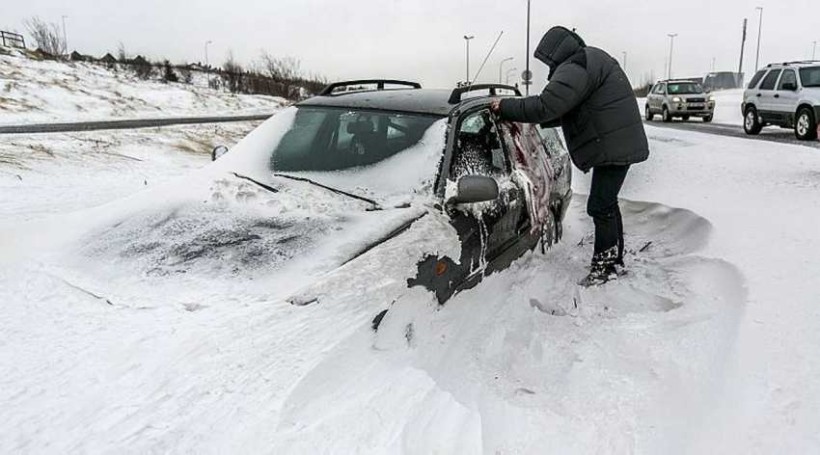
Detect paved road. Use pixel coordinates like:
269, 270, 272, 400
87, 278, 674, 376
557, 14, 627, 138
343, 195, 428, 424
0, 113, 274, 135
644, 119, 820, 149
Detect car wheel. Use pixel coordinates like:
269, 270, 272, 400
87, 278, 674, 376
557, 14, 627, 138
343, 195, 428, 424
662, 106, 672, 123
743, 106, 762, 135
795, 107, 818, 140
703, 114, 713, 123
645, 105, 654, 121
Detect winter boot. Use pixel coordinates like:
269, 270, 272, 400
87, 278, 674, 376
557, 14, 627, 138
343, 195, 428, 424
578, 246, 619, 287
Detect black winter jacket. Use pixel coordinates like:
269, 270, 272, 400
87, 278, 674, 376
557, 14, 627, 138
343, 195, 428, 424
498, 27, 649, 172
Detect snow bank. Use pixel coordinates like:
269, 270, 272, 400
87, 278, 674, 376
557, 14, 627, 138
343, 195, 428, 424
0, 53, 285, 125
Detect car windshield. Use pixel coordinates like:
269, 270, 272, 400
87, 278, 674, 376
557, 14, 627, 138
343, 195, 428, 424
799, 67, 820, 88
270, 106, 446, 205
667, 82, 704, 94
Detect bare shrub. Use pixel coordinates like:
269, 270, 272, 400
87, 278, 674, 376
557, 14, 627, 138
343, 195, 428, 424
222, 53, 245, 93
24, 16, 66, 56
117, 42, 129, 62
179, 66, 193, 84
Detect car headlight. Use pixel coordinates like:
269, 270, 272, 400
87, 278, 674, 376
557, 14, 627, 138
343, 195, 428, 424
709, 95, 716, 102
672, 96, 682, 103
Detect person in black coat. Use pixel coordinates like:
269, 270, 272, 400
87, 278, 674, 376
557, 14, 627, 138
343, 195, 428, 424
492, 26, 649, 286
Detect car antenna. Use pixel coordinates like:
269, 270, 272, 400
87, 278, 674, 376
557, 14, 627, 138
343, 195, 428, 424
468, 31, 504, 88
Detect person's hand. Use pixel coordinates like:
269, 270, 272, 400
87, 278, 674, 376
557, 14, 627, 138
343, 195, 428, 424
490, 99, 502, 113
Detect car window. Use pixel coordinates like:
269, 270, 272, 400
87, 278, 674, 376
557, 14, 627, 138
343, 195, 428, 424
667, 82, 704, 94
799, 67, 820, 88
653, 84, 665, 94
451, 109, 507, 180
778, 70, 797, 90
747, 70, 767, 89
269, 106, 445, 204
759, 69, 782, 90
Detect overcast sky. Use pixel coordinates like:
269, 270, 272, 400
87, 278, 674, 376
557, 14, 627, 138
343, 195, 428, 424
4, 0, 818, 91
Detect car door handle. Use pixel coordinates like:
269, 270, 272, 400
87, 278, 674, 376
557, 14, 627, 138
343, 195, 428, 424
756, 93, 762, 97
774, 94, 780, 98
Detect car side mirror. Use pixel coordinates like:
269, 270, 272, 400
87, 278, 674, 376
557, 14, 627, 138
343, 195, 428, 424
211, 145, 229, 161
782, 82, 797, 91
449, 175, 499, 205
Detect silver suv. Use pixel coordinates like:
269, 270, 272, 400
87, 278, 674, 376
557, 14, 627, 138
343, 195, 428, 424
645, 79, 715, 123
742, 61, 820, 140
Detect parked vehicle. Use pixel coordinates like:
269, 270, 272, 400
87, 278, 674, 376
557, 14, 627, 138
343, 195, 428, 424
191, 79, 572, 303
703, 71, 744, 92
645, 79, 715, 123
742, 61, 820, 140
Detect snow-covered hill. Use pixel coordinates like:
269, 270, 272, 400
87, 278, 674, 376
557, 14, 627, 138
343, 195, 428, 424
0, 49, 285, 125
1, 121, 819, 453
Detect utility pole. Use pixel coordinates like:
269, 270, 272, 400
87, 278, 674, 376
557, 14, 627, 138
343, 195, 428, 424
499, 57, 513, 83
712, 57, 716, 71
754, 6, 763, 70
525, 0, 531, 95
813, 41, 817, 60
738, 18, 748, 85
61, 15, 68, 54
667, 33, 678, 79
463, 35, 474, 84
204, 40, 212, 68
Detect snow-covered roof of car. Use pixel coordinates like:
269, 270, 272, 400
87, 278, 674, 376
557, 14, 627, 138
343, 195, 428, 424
297, 88, 456, 116
765, 60, 820, 68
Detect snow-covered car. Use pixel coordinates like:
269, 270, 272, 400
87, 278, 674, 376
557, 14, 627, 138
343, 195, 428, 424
742, 61, 820, 140
64, 80, 571, 306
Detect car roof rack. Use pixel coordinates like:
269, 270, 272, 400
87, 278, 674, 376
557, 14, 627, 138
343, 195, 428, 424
448, 84, 521, 104
319, 79, 422, 96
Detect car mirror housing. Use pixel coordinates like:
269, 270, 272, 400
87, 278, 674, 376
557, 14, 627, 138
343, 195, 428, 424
211, 145, 229, 161
450, 175, 499, 204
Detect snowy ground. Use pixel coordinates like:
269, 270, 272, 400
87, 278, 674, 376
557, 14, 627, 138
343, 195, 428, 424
0, 50, 284, 125
1, 121, 819, 453
0, 122, 259, 222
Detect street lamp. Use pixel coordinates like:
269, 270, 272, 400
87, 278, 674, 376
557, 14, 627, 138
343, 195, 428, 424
525, 0, 531, 95
463, 35, 475, 84
667, 33, 678, 79
204, 40, 213, 68
505, 67, 518, 84
499, 57, 514, 83
754, 6, 763, 70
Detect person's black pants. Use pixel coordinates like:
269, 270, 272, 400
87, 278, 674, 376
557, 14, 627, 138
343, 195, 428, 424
587, 165, 630, 263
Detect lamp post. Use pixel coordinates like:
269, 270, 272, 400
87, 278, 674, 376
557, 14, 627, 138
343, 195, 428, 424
463, 35, 475, 84
499, 57, 514, 83
204, 40, 212, 68
813, 40, 817, 60
505, 67, 518, 85
667, 33, 678, 79
754, 6, 763, 70
525, 0, 531, 95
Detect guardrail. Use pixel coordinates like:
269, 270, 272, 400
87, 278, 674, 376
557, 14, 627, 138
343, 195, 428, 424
0, 31, 26, 49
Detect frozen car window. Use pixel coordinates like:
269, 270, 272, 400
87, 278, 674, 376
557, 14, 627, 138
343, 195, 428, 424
799, 67, 820, 88
271, 106, 447, 204
451, 109, 508, 180
666, 83, 703, 95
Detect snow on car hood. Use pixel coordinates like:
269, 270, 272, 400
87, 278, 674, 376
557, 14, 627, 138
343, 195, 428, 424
0, 107, 444, 302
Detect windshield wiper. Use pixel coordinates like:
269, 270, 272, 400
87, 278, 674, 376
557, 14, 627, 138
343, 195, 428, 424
274, 173, 381, 210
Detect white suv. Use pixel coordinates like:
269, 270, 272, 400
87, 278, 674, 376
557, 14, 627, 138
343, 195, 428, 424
742, 61, 820, 140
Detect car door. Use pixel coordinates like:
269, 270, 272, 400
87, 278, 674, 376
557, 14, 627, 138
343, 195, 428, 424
756, 69, 782, 122
445, 107, 530, 275
775, 69, 799, 125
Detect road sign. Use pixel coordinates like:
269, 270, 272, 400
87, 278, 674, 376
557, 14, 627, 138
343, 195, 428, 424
522, 69, 533, 81
521, 80, 533, 85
